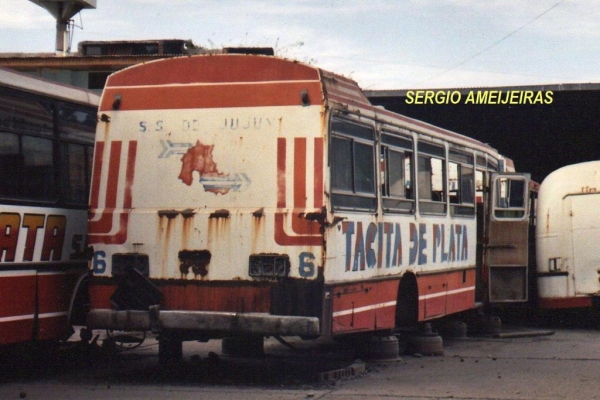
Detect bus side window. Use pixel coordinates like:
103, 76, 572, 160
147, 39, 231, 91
330, 117, 376, 211
0, 132, 22, 197
475, 170, 485, 203
417, 140, 446, 214
380, 132, 414, 213
22, 136, 55, 201
448, 149, 475, 216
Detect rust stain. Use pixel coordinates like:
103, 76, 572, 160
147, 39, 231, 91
102, 118, 110, 142
181, 209, 195, 249
251, 208, 265, 250
165, 217, 174, 249
208, 209, 231, 246
157, 212, 176, 278
158, 210, 179, 218
182, 216, 191, 249
209, 209, 230, 218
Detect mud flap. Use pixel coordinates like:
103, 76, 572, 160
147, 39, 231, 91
110, 268, 162, 310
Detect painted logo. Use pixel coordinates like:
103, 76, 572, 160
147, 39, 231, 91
177, 140, 250, 194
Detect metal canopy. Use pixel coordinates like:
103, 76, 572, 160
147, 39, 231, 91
29, 0, 96, 22
29, 0, 97, 55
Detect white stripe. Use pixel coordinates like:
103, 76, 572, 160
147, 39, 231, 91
419, 286, 475, 301
0, 271, 66, 277
39, 311, 68, 319
332, 300, 397, 318
0, 270, 36, 278
37, 271, 66, 277
0, 311, 68, 324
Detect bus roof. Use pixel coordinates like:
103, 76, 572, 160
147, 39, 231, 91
100, 54, 500, 157
0, 66, 100, 107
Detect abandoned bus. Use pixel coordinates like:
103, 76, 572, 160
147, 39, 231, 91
0, 67, 98, 346
85, 55, 530, 357
536, 160, 600, 309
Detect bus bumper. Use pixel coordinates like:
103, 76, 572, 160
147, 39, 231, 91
86, 308, 320, 337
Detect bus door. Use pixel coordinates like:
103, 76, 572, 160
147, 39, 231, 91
567, 192, 600, 296
475, 169, 489, 303
485, 173, 530, 303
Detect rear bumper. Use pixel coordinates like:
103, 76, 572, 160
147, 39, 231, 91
87, 308, 320, 337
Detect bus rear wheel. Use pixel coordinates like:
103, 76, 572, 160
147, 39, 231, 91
395, 274, 419, 330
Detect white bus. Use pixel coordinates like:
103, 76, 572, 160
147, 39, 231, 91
536, 160, 600, 309
85, 54, 530, 359
0, 67, 98, 346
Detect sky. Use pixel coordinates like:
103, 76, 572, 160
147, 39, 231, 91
1, 0, 599, 90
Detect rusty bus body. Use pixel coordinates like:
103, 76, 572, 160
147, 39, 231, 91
536, 160, 600, 309
85, 55, 530, 353
0, 67, 98, 346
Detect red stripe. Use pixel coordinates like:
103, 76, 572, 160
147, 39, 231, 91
37, 315, 69, 341
290, 137, 322, 236
274, 213, 323, 246
294, 138, 307, 208
100, 82, 323, 111
276, 138, 286, 208
330, 280, 399, 334
94, 214, 130, 245
105, 141, 122, 208
417, 269, 476, 321
89, 281, 271, 313
537, 296, 594, 309
89, 284, 114, 309
290, 214, 322, 242
0, 272, 75, 345
0, 320, 34, 345
313, 138, 324, 208
274, 137, 323, 246
37, 272, 75, 315
124, 141, 137, 208
89, 141, 137, 244
89, 141, 122, 235
0, 274, 35, 318
106, 55, 320, 87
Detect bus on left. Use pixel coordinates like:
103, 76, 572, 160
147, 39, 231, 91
0, 67, 98, 346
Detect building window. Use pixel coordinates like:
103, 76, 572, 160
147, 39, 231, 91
83, 45, 104, 56
88, 72, 112, 90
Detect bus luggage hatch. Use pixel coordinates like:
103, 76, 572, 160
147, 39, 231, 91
486, 173, 530, 303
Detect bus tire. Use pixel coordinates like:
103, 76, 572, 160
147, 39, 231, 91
395, 274, 419, 329
158, 335, 183, 366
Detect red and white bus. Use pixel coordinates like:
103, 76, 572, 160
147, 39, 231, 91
85, 55, 530, 357
0, 68, 98, 346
